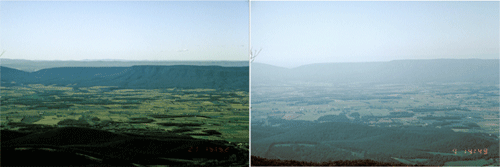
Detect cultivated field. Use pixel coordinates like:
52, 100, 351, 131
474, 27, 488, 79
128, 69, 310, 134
1, 84, 249, 145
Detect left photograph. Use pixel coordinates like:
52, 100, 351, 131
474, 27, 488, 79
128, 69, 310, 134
0, 1, 249, 166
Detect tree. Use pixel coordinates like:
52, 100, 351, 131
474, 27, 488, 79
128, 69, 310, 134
350, 112, 361, 119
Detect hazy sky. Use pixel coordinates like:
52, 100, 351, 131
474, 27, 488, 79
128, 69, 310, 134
251, 1, 499, 68
1, 1, 248, 61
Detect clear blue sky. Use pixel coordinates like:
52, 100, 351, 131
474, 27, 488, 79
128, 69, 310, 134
1, 1, 248, 61
251, 1, 499, 68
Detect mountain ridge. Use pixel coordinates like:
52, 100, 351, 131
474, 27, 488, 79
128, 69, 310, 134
1, 65, 249, 91
0, 58, 248, 72
252, 59, 499, 85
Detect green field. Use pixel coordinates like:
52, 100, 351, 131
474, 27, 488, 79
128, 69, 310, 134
1, 84, 249, 144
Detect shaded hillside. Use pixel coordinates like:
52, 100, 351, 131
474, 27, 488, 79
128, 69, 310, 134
1, 65, 248, 91
252, 59, 499, 85
2, 126, 248, 166
0, 66, 32, 86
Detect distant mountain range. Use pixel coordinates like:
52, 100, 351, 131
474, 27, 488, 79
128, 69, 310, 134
252, 59, 499, 85
1, 65, 248, 91
0, 58, 248, 72
1, 59, 498, 91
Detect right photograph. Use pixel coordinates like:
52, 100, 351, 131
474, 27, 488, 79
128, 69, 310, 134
250, 1, 499, 166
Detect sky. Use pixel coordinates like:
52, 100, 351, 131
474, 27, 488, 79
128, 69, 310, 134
1, 1, 248, 61
251, 1, 499, 68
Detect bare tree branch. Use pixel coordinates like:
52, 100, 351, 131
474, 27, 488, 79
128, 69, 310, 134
0, 50, 5, 57
250, 48, 262, 63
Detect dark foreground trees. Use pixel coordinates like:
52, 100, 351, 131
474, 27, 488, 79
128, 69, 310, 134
251, 155, 408, 166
